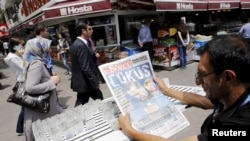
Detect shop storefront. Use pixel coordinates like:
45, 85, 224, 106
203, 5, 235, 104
152, 0, 208, 70
4, 0, 250, 69
33, 0, 160, 64
241, 0, 250, 9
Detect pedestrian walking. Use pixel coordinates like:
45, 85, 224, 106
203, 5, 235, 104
3, 37, 9, 55
70, 22, 103, 107
57, 32, 72, 75
4, 37, 26, 136
23, 27, 63, 141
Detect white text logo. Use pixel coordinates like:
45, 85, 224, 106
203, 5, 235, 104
60, 5, 93, 15
177, 3, 194, 10
220, 3, 231, 9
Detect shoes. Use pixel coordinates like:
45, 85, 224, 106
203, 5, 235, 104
180, 66, 186, 70
16, 133, 24, 136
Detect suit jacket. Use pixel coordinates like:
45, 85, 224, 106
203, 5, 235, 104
70, 38, 99, 93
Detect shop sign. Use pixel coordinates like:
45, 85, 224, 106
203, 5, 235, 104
44, 0, 111, 19
241, 0, 250, 9
0, 23, 8, 37
176, 3, 194, 10
220, 3, 231, 9
155, 1, 207, 11
207, 0, 239, 10
241, 3, 250, 9
61, 5, 93, 16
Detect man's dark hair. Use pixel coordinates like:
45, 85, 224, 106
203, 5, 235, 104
35, 24, 46, 35
143, 19, 151, 25
60, 32, 66, 38
75, 22, 88, 36
25, 25, 34, 35
197, 34, 250, 83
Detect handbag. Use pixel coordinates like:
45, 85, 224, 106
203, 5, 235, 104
6, 61, 51, 113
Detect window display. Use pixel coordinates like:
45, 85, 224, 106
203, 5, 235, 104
119, 15, 158, 44
84, 15, 118, 47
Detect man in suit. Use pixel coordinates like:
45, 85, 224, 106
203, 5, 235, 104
70, 22, 103, 107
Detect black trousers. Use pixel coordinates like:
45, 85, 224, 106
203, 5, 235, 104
75, 88, 103, 107
142, 42, 154, 61
244, 38, 250, 48
16, 107, 24, 133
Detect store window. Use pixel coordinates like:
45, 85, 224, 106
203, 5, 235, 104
47, 26, 58, 46
83, 15, 117, 48
119, 15, 158, 44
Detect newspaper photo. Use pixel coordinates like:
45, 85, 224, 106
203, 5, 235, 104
99, 51, 190, 138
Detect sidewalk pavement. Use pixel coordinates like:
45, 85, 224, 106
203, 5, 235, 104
0, 54, 211, 141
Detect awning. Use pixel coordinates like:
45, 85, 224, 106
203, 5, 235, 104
9, 13, 44, 34
130, 0, 154, 5
155, 0, 208, 11
241, 0, 250, 9
43, 0, 112, 20
207, 0, 240, 10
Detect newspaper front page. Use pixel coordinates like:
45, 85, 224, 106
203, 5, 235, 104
99, 51, 190, 138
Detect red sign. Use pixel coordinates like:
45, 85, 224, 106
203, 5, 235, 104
43, 0, 111, 19
155, 0, 208, 11
207, 0, 240, 10
0, 23, 8, 37
21, 0, 50, 17
241, 0, 250, 9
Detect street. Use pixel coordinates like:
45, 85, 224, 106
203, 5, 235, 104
0, 54, 211, 141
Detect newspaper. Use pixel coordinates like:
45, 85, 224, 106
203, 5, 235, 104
99, 51, 190, 138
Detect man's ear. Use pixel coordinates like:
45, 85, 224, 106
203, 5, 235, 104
224, 70, 236, 81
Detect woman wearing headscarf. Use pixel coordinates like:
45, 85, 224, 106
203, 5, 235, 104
23, 26, 63, 141
4, 37, 26, 136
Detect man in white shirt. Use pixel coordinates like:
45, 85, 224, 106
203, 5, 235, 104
138, 20, 154, 61
239, 17, 250, 46
3, 40, 9, 55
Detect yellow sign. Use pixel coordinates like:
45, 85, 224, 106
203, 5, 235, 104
169, 28, 177, 36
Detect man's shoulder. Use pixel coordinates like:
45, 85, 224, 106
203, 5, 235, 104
71, 39, 86, 50
223, 102, 250, 125
72, 39, 83, 46
242, 23, 250, 28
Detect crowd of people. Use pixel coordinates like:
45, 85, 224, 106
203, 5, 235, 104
1, 18, 250, 141
2, 22, 104, 141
